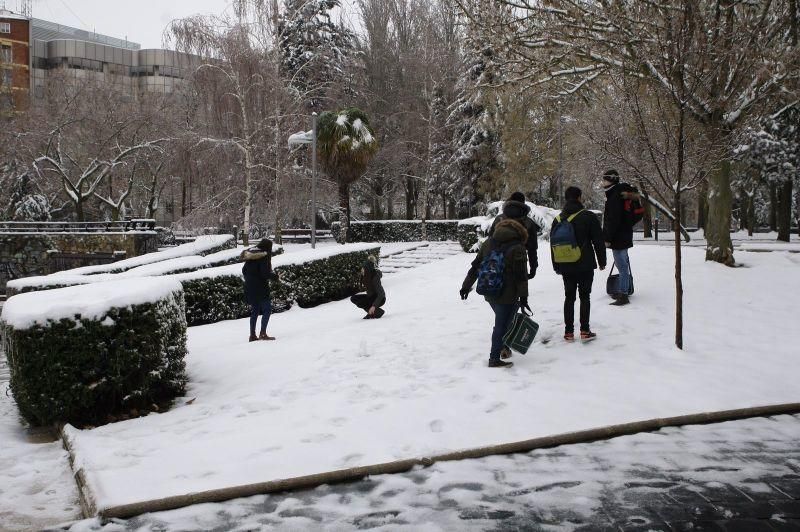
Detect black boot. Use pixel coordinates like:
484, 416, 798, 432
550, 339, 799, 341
610, 295, 630, 306
488, 359, 514, 368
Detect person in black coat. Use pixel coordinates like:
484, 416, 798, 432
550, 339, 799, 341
350, 257, 386, 319
551, 186, 607, 341
601, 169, 638, 306
242, 238, 279, 342
488, 192, 539, 279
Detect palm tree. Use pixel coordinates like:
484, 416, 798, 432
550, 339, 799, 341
317, 108, 379, 243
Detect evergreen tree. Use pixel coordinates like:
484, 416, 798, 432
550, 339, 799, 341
278, 0, 356, 109
447, 33, 505, 217
738, 105, 799, 241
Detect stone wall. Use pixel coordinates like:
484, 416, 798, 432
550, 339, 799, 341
1, 231, 159, 294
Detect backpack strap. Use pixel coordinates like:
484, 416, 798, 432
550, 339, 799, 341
566, 209, 585, 223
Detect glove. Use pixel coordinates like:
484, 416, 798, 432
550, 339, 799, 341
527, 267, 537, 280
459, 287, 470, 300
519, 296, 532, 313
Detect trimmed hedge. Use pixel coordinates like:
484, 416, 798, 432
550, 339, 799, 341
456, 221, 483, 253
175, 246, 381, 326
1, 285, 188, 427
331, 220, 458, 243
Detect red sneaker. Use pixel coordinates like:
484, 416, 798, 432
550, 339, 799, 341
580, 331, 597, 342
564, 332, 575, 342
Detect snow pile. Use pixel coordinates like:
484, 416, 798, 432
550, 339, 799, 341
61, 245, 800, 512
1, 278, 183, 330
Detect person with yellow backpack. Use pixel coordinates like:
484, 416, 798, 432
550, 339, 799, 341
550, 187, 607, 342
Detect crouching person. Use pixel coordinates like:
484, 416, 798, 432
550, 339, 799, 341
460, 219, 530, 368
351, 257, 386, 319
242, 238, 279, 342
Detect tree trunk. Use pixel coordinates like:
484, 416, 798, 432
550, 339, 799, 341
777, 179, 792, 242
696, 182, 707, 229
338, 181, 350, 244
387, 193, 394, 219
746, 189, 755, 237
705, 159, 735, 266
76, 200, 85, 222
642, 201, 653, 238
675, 193, 683, 350
769, 183, 778, 232
405, 176, 415, 220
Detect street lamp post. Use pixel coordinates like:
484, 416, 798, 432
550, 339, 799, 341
288, 112, 319, 249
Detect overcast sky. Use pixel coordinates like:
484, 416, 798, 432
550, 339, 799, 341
25, 0, 359, 49
28, 0, 229, 48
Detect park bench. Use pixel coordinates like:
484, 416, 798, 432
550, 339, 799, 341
275, 229, 334, 244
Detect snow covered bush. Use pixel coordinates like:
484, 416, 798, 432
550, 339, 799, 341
173, 244, 380, 326
0, 279, 188, 427
330, 220, 458, 243
456, 201, 559, 252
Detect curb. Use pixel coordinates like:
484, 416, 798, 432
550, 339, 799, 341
62, 402, 800, 520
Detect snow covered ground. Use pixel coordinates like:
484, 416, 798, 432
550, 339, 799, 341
61, 414, 800, 531
0, 344, 80, 531
61, 243, 800, 515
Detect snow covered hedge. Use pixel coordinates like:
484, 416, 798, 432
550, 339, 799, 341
6, 241, 283, 296
456, 201, 561, 252
173, 244, 381, 326
331, 220, 458, 243
0, 279, 188, 427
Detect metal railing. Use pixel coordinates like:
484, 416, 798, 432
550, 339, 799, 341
0, 219, 156, 233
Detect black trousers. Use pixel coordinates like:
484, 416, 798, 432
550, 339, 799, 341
351, 293, 379, 311
562, 270, 594, 333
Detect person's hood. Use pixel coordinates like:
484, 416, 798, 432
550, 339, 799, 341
493, 218, 528, 244
502, 200, 531, 221
560, 200, 585, 218
240, 249, 268, 261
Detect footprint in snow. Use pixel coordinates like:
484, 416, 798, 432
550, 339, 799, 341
330, 417, 348, 427
485, 402, 507, 414
301, 433, 335, 443
429, 419, 444, 433
341, 453, 364, 466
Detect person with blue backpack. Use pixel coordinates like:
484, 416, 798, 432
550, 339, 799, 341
551, 186, 607, 342
460, 219, 530, 368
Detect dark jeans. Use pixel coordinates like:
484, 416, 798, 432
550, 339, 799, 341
563, 270, 593, 333
351, 293, 379, 312
249, 299, 272, 336
489, 303, 517, 362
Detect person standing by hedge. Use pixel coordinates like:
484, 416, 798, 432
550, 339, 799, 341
488, 192, 539, 280
460, 219, 530, 368
551, 186, 607, 342
350, 257, 386, 319
242, 238, 278, 342
601, 169, 639, 306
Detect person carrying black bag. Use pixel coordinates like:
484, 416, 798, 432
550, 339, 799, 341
460, 219, 530, 368
551, 187, 607, 342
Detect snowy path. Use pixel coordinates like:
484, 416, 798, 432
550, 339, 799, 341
61, 414, 800, 531
0, 337, 81, 531
380, 241, 463, 274
64, 245, 800, 513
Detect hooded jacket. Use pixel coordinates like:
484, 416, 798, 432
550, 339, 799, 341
488, 200, 539, 274
603, 182, 636, 250
361, 261, 386, 307
241, 248, 278, 305
550, 199, 607, 274
463, 219, 529, 305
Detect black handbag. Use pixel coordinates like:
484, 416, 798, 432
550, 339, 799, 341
606, 261, 634, 296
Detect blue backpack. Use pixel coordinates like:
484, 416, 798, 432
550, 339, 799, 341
550, 210, 584, 264
476, 240, 509, 296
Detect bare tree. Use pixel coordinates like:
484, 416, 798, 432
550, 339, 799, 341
457, 0, 800, 266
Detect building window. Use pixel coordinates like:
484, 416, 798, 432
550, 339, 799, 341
0, 45, 11, 63
0, 23, 11, 34
1, 69, 11, 87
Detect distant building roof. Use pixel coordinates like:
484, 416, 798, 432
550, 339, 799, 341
31, 18, 140, 50
0, 8, 29, 21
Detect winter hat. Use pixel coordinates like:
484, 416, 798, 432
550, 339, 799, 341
362, 256, 377, 271
508, 191, 526, 203
256, 238, 273, 252
602, 169, 620, 184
